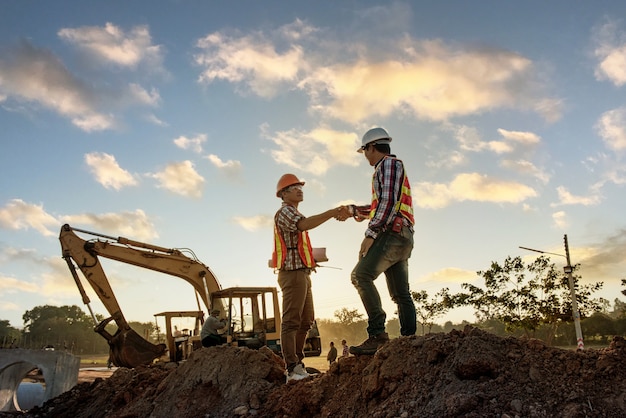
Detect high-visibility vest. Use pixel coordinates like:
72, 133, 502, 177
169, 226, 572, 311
369, 157, 415, 225
271, 223, 315, 270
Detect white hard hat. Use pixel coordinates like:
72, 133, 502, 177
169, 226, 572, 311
357, 127, 392, 153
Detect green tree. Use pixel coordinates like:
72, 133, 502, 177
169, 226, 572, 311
582, 312, 616, 345
316, 308, 369, 349
22, 305, 107, 353
411, 288, 452, 335
333, 308, 364, 326
128, 321, 159, 343
0, 319, 21, 348
609, 298, 626, 319
454, 255, 604, 345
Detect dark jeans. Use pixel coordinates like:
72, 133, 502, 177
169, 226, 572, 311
202, 334, 223, 347
351, 226, 416, 337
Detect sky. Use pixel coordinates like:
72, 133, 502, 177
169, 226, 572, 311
2, 1, 626, 332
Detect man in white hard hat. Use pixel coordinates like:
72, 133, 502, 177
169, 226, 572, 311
348, 127, 416, 355
271, 173, 350, 382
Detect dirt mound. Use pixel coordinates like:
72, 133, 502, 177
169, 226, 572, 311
6, 326, 626, 417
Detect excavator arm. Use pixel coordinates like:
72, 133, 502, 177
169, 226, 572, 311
59, 224, 223, 368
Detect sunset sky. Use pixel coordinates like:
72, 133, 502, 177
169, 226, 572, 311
2, 1, 626, 332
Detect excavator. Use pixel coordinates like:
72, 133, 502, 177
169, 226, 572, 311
59, 224, 321, 368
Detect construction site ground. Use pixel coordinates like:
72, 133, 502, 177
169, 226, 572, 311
4, 326, 626, 418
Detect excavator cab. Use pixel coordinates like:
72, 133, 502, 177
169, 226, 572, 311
210, 287, 282, 353
153, 311, 204, 363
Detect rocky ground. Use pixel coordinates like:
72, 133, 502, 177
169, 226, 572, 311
3, 326, 626, 418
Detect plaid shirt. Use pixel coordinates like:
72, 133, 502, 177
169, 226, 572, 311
362, 154, 411, 239
275, 203, 308, 270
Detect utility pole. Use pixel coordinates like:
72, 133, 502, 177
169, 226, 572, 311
563, 234, 584, 350
519, 234, 585, 350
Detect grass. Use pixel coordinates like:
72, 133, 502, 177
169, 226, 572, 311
79, 354, 110, 367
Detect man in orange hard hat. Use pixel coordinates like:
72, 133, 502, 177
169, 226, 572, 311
348, 127, 416, 356
271, 173, 350, 382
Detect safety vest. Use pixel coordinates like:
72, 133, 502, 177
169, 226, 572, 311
369, 157, 415, 225
271, 223, 315, 270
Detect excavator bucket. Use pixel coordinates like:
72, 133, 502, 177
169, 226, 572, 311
95, 316, 166, 368
105, 328, 166, 368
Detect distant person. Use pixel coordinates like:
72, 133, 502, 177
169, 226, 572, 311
348, 127, 417, 356
173, 325, 183, 337
327, 341, 338, 365
201, 309, 226, 347
341, 339, 349, 358
271, 173, 350, 382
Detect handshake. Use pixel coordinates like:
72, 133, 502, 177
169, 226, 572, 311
333, 205, 368, 222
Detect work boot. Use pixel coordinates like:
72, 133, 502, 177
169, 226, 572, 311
285, 363, 310, 383
349, 332, 389, 355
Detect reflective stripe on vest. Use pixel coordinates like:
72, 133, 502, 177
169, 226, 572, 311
369, 158, 415, 225
272, 224, 315, 269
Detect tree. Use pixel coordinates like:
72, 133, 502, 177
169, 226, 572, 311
411, 288, 453, 335
610, 298, 626, 319
333, 308, 364, 326
0, 319, 21, 348
128, 321, 160, 343
453, 255, 605, 345
582, 312, 616, 344
22, 305, 107, 353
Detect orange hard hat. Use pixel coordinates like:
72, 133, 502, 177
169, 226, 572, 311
276, 173, 305, 197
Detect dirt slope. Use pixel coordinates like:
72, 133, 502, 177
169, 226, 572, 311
6, 326, 626, 418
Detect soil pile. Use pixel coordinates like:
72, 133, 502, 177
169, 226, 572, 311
5, 326, 626, 417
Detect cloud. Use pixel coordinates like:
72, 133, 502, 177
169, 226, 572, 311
195, 20, 312, 98
445, 125, 541, 156
497, 128, 541, 145
206, 154, 243, 180
0, 39, 159, 131
592, 19, 626, 86
232, 215, 273, 231
418, 267, 477, 285
128, 83, 161, 106
145, 113, 167, 126
596, 107, 626, 152
0, 40, 114, 131
413, 173, 537, 209
60, 209, 158, 240
174, 134, 207, 154
302, 42, 556, 123
0, 254, 76, 301
0, 274, 39, 293
425, 150, 466, 169
553, 186, 602, 206
40, 256, 83, 298
0, 300, 21, 313
450, 125, 488, 152
552, 210, 569, 229
194, 14, 559, 124
149, 160, 205, 198
58, 22, 164, 71
0, 199, 58, 236
262, 124, 360, 175
500, 159, 550, 184
85, 152, 138, 190
577, 229, 626, 279
0, 246, 37, 264
583, 153, 626, 193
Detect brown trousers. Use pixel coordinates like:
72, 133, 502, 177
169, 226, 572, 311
277, 269, 315, 368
